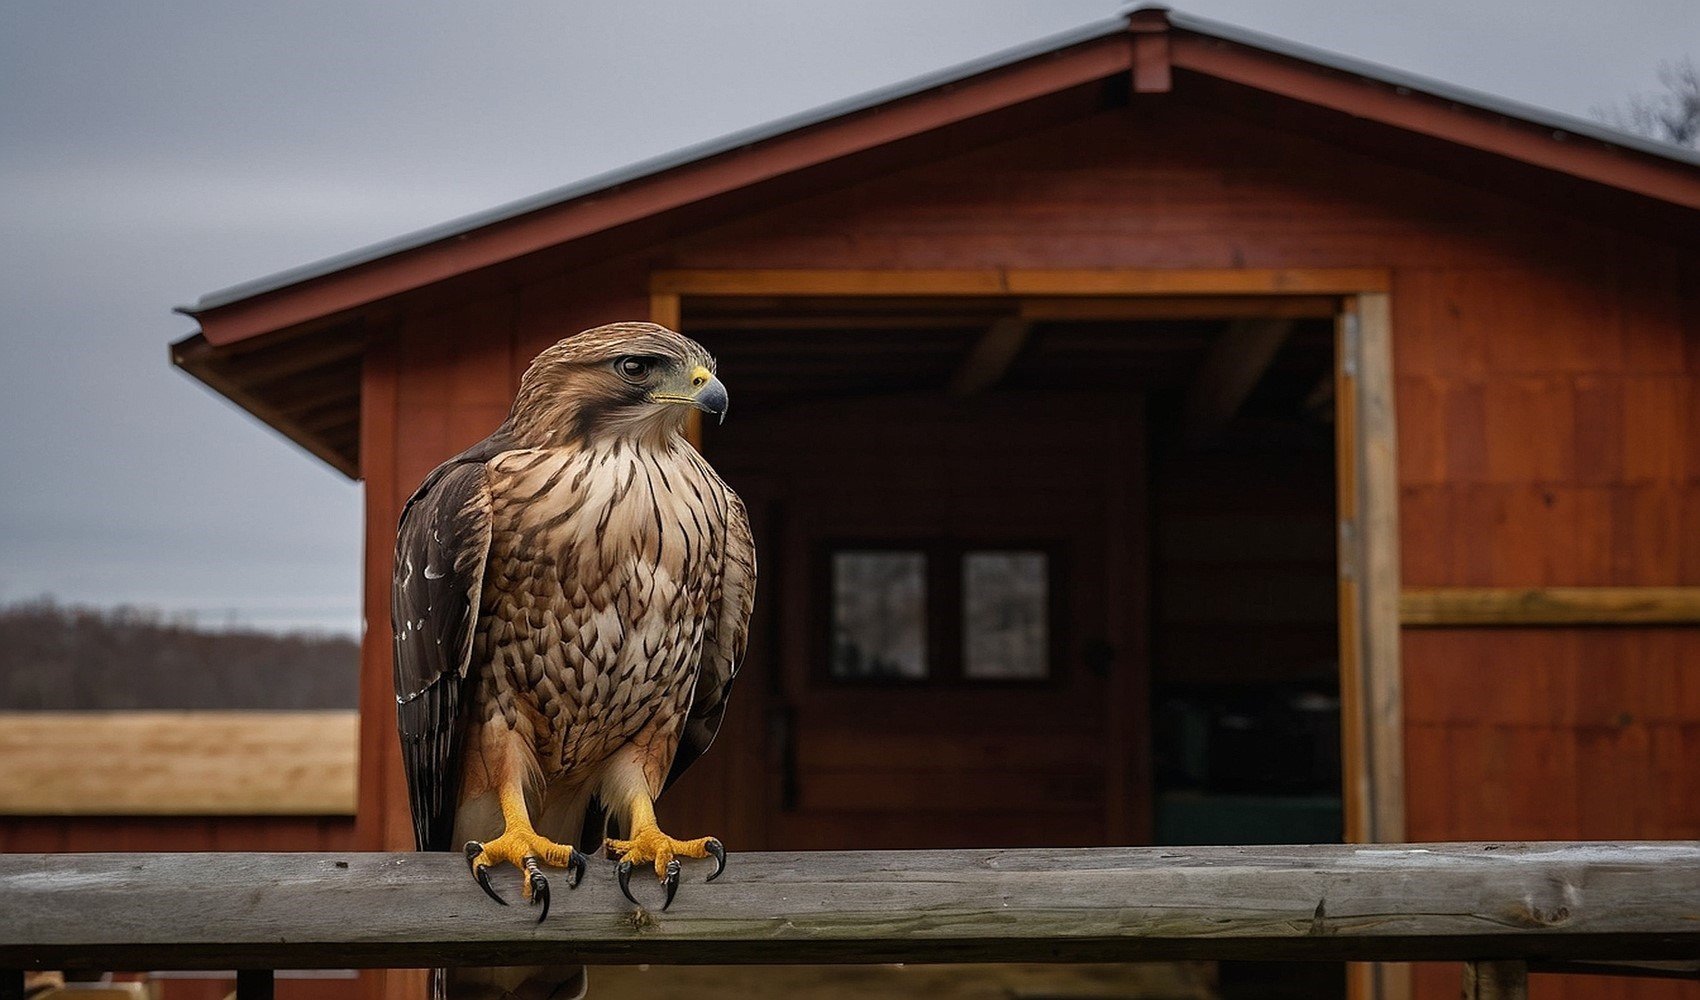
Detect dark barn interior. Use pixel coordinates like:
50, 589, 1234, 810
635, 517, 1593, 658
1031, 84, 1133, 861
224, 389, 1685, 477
687, 296, 1342, 855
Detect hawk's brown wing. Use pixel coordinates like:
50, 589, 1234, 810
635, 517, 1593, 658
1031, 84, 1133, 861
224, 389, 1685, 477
666, 489, 756, 789
392, 454, 497, 852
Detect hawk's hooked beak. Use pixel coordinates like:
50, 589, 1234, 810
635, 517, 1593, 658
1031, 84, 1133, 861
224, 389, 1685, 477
655, 365, 730, 424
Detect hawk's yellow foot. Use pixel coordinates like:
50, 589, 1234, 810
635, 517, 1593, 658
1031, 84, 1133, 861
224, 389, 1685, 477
605, 797, 725, 910
463, 820, 585, 922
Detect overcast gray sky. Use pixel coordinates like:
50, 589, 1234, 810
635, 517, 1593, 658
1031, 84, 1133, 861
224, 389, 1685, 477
1, 0, 1694, 636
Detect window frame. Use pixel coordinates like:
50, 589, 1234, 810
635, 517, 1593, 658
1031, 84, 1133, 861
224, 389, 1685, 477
812, 538, 1069, 690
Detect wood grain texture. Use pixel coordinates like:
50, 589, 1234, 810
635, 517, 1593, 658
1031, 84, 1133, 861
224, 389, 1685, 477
2, 844, 1697, 969
1355, 293, 1405, 847
0, 712, 357, 816
1335, 302, 1367, 844
1401, 587, 1700, 626
1168, 31, 1700, 211
654, 268, 1389, 297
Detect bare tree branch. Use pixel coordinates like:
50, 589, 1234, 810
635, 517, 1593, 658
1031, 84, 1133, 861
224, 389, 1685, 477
1593, 57, 1700, 149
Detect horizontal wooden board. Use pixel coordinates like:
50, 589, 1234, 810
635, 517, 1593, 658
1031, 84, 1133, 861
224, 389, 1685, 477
1019, 294, 1340, 320
654, 268, 1389, 297
0, 712, 358, 816
1, 843, 1696, 969
1401, 587, 1700, 626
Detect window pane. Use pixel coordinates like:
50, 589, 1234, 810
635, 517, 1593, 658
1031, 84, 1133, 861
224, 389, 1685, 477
830, 551, 927, 679
963, 551, 1049, 679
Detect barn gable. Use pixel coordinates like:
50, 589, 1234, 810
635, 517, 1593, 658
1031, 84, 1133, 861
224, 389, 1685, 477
171, 7, 1700, 478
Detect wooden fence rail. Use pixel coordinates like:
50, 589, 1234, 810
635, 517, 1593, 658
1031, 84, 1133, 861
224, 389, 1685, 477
3, 843, 1698, 995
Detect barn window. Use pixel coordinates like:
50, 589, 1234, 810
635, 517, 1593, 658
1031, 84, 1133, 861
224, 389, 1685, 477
826, 545, 1054, 683
962, 550, 1050, 679
829, 550, 928, 680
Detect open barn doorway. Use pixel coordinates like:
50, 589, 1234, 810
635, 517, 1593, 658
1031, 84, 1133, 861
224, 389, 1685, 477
683, 292, 1345, 842
659, 287, 1358, 1000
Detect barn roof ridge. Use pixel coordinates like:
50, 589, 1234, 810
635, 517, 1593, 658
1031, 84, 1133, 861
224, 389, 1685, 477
1161, 7, 1700, 172
180, 5, 1700, 317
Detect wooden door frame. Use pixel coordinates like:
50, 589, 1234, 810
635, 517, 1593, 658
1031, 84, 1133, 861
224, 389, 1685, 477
651, 266, 1403, 850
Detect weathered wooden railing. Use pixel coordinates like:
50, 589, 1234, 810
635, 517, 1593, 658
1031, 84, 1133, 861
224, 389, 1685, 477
3, 843, 1698, 1000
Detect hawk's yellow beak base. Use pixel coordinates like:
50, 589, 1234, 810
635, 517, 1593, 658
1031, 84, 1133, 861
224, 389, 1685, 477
689, 367, 729, 424
653, 366, 729, 423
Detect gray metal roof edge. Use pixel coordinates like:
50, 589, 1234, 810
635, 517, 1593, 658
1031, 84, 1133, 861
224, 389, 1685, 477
184, 5, 1700, 317
182, 12, 1133, 315
1159, 6, 1700, 170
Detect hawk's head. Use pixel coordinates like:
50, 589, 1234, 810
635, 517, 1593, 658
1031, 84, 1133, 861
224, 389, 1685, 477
510, 322, 728, 445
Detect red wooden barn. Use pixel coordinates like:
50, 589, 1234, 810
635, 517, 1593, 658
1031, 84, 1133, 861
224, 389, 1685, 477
106, 7, 1700, 1000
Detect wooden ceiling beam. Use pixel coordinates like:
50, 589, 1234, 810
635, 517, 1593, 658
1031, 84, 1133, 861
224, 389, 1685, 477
1179, 318, 1295, 447
170, 335, 359, 478
948, 317, 1032, 397
687, 315, 991, 331
232, 334, 365, 387
1019, 295, 1337, 321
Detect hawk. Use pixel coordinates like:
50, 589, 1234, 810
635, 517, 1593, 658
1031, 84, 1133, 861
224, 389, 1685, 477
392, 323, 755, 941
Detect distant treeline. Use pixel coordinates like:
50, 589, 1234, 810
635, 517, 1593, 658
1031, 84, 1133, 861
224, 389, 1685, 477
0, 599, 359, 710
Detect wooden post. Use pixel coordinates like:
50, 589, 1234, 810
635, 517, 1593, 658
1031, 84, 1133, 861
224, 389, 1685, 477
236, 970, 275, 1000
1338, 293, 1408, 1000
1464, 961, 1528, 1000
650, 290, 701, 450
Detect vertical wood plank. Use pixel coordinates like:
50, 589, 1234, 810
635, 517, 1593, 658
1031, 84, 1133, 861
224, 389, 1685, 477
1357, 291, 1406, 847
1341, 292, 1409, 1000
1364, 292, 1409, 1000
1335, 299, 1366, 844
649, 291, 681, 330
651, 292, 701, 449
1337, 300, 1374, 1000
1462, 961, 1527, 1000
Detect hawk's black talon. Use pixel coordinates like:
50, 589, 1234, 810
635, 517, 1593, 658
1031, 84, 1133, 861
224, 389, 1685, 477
473, 863, 508, 906
464, 841, 508, 906
616, 859, 639, 907
524, 859, 550, 923
566, 850, 586, 889
661, 858, 681, 911
704, 839, 726, 882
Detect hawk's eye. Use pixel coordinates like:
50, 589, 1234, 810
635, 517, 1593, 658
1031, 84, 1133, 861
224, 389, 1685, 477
615, 356, 654, 384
